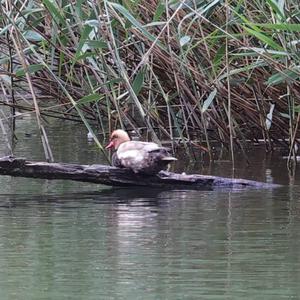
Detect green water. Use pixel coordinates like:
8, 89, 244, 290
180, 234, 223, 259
0, 115, 299, 299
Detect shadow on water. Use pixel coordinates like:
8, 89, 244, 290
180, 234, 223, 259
0, 187, 196, 209
0, 183, 289, 209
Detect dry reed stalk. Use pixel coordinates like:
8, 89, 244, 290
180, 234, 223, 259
9, 26, 54, 162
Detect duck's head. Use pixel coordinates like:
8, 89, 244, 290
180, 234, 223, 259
106, 129, 130, 150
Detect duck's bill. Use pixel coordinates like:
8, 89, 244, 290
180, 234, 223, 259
105, 141, 114, 149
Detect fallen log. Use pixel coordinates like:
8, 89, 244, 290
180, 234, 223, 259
0, 156, 280, 189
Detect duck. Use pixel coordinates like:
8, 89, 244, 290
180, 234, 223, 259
106, 129, 177, 175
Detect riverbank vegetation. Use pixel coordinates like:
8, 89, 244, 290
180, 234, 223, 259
0, 0, 300, 166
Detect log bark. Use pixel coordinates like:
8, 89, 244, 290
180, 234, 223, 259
0, 156, 280, 189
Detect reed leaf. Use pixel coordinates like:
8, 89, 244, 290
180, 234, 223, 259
202, 88, 217, 113
251, 23, 300, 32
266, 0, 285, 20
153, 2, 165, 21
108, 2, 165, 50
42, 0, 66, 26
242, 26, 284, 51
77, 94, 103, 105
15, 64, 45, 77
132, 68, 145, 96
267, 67, 300, 85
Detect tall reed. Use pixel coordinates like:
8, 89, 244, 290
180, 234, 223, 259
0, 0, 300, 164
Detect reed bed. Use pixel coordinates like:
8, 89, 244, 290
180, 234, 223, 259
1, 0, 300, 166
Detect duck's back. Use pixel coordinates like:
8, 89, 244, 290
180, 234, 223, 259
118, 141, 159, 152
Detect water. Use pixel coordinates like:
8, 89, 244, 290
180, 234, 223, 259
0, 115, 299, 299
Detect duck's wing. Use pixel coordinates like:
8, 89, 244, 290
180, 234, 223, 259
116, 141, 177, 174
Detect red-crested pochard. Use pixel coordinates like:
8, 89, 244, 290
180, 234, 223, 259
106, 129, 177, 175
